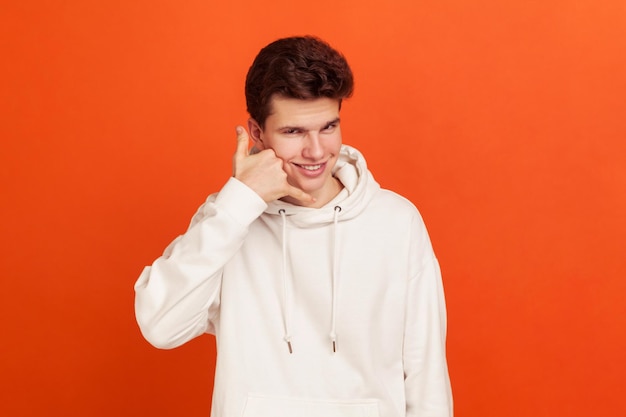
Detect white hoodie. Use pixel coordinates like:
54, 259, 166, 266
134, 145, 453, 417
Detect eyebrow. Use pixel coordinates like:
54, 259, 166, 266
278, 117, 341, 132
324, 117, 341, 127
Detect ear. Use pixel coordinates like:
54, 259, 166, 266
247, 118, 265, 150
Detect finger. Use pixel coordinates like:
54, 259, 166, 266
285, 185, 315, 204
235, 125, 250, 157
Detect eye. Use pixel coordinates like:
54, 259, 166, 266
322, 122, 338, 132
282, 128, 301, 135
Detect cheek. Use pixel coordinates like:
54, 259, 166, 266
327, 133, 343, 153
269, 139, 301, 160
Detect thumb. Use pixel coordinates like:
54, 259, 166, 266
235, 125, 250, 158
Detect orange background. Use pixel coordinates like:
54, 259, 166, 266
1, 1, 625, 416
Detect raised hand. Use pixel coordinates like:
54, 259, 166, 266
232, 126, 315, 204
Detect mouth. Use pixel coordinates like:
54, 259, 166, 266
295, 163, 324, 171
293, 161, 327, 176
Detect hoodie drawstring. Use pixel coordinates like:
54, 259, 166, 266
278, 206, 342, 354
330, 205, 341, 353
278, 209, 293, 354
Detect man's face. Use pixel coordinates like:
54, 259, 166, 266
249, 96, 343, 206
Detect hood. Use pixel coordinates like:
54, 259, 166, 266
264, 145, 380, 227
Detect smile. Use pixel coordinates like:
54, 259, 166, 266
297, 163, 323, 171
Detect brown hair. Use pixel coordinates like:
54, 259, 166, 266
245, 36, 354, 128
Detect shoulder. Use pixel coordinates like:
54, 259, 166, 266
371, 188, 421, 215
366, 188, 432, 234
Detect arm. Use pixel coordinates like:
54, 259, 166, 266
404, 216, 453, 417
134, 177, 267, 349
134, 126, 313, 349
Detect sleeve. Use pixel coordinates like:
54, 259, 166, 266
133, 177, 267, 349
403, 214, 453, 417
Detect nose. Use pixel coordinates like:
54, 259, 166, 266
302, 132, 324, 160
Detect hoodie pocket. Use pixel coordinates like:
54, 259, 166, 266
242, 394, 380, 417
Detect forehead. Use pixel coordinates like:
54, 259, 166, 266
266, 96, 340, 128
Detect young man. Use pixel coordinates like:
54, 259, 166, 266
135, 36, 453, 417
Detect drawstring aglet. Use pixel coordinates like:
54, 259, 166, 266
332, 340, 336, 353
286, 340, 293, 354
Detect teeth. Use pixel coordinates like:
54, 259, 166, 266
301, 164, 322, 171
